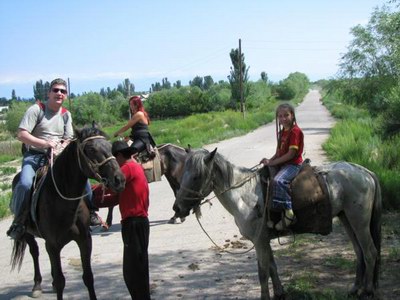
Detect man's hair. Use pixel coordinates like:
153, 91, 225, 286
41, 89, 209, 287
50, 78, 67, 89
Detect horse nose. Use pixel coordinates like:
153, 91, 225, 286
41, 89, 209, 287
113, 174, 126, 192
173, 203, 180, 214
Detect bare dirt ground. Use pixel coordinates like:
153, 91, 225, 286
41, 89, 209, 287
0, 90, 399, 299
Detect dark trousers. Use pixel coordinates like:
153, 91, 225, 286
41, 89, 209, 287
121, 217, 150, 300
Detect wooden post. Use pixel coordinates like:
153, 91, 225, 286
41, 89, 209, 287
67, 77, 72, 110
238, 39, 245, 118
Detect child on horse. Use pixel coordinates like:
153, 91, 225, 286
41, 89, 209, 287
260, 103, 304, 231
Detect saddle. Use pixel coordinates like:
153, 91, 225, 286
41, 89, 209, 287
263, 161, 332, 235
136, 147, 162, 183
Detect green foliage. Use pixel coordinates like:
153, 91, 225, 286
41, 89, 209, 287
0, 166, 17, 175
227, 48, 250, 111
337, 2, 400, 134
5, 101, 32, 134
105, 102, 276, 149
378, 85, 400, 138
0, 191, 11, 219
275, 72, 310, 101
71, 92, 120, 126
246, 81, 272, 109
322, 92, 400, 209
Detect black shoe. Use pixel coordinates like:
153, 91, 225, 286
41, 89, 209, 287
90, 211, 102, 226
7, 223, 25, 240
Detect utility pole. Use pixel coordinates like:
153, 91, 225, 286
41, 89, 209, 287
238, 38, 245, 118
67, 77, 72, 110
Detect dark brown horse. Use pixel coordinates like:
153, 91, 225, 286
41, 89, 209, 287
10, 126, 125, 300
97, 143, 188, 227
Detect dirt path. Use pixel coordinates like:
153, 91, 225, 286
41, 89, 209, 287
0, 91, 397, 299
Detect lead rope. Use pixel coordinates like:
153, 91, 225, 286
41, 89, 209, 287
193, 163, 265, 255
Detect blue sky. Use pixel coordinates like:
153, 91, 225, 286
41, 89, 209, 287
0, 0, 385, 99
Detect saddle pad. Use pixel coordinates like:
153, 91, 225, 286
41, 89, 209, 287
31, 166, 49, 223
141, 148, 162, 183
290, 164, 332, 235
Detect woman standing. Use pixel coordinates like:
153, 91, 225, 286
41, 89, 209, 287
114, 96, 156, 155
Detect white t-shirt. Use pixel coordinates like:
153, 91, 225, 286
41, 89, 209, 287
19, 103, 73, 153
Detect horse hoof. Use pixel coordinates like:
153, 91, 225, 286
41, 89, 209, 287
32, 289, 42, 298
180, 217, 186, 223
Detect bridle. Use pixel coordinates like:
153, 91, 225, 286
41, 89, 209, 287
177, 164, 263, 255
50, 135, 116, 201
179, 163, 262, 207
76, 135, 116, 183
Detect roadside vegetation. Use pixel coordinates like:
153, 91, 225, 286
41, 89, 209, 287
0, 70, 309, 219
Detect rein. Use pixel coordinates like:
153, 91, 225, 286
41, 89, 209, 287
50, 135, 116, 201
187, 163, 263, 255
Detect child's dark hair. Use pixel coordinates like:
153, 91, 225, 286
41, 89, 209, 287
275, 103, 297, 147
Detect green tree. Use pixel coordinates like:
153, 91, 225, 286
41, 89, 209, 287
227, 48, 250, 111
174, 80, 182, 88
203, 75, 214, 90
260, 72, 268, 83
33, 80, 50, 101
117, 78, 135, 97
190, 76, 203, 89
5, 101, 31, 134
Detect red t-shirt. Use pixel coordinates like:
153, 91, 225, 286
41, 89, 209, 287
118, 160, 149, 220
277, 124, 304, 165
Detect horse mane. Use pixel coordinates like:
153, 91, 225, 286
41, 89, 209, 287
75, 126, 107, 141
189, 149, 235, 186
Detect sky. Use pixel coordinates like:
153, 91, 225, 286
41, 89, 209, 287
0, 0, 386, 99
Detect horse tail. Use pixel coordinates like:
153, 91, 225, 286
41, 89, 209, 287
369, 171, 382, 289
10, 238, 27, 271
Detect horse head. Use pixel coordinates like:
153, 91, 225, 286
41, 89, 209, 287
173, 148, 217, 218
75, 126, 125, 192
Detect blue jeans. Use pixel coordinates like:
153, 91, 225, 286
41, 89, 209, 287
11, 151, 95, 218
272, 164, 301, 210
10, 152, 47, 216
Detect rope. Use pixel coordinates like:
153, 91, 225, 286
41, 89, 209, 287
191, 163, 264, 255
195, 212, 255, 255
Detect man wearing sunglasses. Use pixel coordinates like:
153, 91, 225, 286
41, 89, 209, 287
7, 78, 101, 240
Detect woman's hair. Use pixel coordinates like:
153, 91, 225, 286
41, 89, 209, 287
129, 95, 150, 124
275, 103, 297, 146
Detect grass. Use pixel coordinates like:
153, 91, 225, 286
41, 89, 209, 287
104, 104, 277, 148
322, 94, 400, 210
0, 166, 17, 175
0, 192, 11, 219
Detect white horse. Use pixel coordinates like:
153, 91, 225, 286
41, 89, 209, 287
173, 148, 381, 300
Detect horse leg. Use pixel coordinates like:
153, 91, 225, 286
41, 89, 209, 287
45, 242, 65, 300
255, 241, 275, 300
25, 234, 43, 298
106, 206, 114, 227
77, 231, 97, 300
267, 243, 284, 299
339, 213, 378, 298
338, 213, 364, 296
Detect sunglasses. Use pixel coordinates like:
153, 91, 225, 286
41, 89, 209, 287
52, 88, 68, 95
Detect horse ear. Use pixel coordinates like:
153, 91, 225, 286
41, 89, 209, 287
204, 148, 217, 165
92, 121, 97, 128
73, 125, 81, 138
185, 144, 192, 153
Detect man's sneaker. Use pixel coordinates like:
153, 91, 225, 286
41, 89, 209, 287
90, 211, 103, 226
6, 223, 25, 240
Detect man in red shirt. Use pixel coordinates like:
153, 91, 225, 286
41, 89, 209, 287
111, 140, 150, 299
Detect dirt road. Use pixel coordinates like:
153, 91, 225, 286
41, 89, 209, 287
0, 90, 338, 299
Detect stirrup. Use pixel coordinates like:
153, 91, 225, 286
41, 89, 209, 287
275, 214, 296, 231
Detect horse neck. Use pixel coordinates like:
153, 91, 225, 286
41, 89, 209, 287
211, 157, 263, 240
212, 156, 258, 216
52, 141, 88, 192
